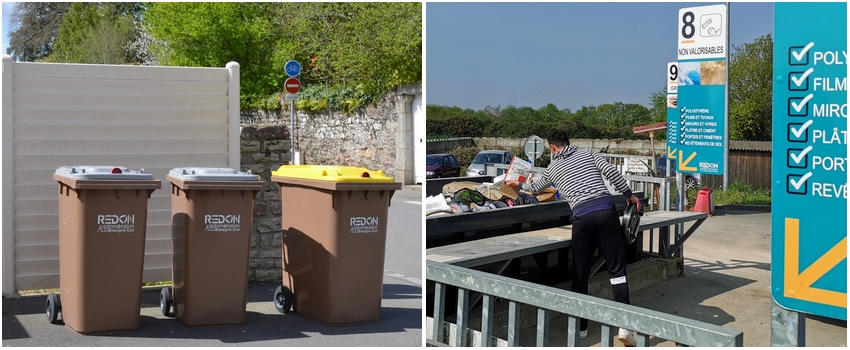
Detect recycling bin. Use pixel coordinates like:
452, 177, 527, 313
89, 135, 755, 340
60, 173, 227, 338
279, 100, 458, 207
271, 165, 402, 326
47, 166, 161, 333
160, 167, 266, 326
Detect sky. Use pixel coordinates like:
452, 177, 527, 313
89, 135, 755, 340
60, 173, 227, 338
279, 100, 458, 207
1, 2, 13, 55
2, 1, 773, 112
426, 2, 774, 112
2, 2, 15, 55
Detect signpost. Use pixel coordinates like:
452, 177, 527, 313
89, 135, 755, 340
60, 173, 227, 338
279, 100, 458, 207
770, 4, 847, 346
523, 135, 544, 167
666, 61, 679, 169
676, 4, 728, 178
284, 61, 301, 164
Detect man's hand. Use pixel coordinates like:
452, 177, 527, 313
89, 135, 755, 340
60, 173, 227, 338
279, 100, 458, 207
627, 195, 641, 213
504, 179, 521, 188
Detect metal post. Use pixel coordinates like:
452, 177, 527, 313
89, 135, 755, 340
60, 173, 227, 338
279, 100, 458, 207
290, 100, 296, 164
771, 298, 805, 346
722, 2, 730, 191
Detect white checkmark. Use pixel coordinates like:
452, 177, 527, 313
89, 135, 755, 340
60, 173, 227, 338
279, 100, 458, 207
791, 94, 814, 113
791, 42, 815, 62
790, 120, 814, 139
789, 172, 812, 190
790, 145, 813, 164
791, 68, 815, 87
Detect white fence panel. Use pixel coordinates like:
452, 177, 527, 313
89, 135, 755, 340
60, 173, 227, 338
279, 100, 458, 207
2, 58, 241, 294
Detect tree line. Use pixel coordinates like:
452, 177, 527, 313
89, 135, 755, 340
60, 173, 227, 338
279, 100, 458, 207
6, 2, 422, 112
428, 34, 773, 142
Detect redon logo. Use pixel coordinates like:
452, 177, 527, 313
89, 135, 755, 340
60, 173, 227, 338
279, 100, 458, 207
204, 214, 241, 232
205, 215, 241, 224
351, 217, 379, 226
97, 214, 135, 233
97, 215, 135, 225
350, 216, 379, 234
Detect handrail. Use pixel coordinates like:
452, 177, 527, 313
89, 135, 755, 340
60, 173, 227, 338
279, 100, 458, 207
426, 260, 744, 347
483, 164, 675, 212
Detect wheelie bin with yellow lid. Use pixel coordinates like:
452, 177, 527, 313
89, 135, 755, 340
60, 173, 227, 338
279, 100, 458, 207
270, 165, 401, 326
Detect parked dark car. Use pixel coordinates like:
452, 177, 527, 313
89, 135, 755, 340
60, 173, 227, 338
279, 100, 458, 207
656, 155, 701, 190
426, 153, 461, 179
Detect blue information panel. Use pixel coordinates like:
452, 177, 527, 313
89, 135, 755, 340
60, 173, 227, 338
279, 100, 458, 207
771, 2, 847, 321
666, 62, 679, 161
676, 5, 727, 175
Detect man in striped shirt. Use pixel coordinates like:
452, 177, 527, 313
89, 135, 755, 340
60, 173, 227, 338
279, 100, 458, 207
504, 130, 641, 346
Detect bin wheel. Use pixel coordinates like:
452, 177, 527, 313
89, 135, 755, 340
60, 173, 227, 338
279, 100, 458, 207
46, 293, 61, 324
160, 287, 173, 317
274, 285, 293, 314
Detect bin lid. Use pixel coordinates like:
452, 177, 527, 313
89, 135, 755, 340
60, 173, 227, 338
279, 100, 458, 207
168, 167, 260, 181
54, 166, 154, 180
271, 165, 394, 183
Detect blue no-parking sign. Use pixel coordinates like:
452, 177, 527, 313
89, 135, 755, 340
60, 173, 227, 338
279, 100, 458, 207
771, 2, 847, 321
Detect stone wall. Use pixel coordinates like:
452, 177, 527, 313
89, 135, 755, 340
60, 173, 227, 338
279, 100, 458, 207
239, 92, 407, 281
239, 124, 288, 281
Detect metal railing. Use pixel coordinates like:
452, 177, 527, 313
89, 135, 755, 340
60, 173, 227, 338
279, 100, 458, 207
426, 260, 744, 347
484, 164, 676, 212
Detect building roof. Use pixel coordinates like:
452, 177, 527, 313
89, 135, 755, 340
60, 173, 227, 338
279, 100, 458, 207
729, 140, 771, 152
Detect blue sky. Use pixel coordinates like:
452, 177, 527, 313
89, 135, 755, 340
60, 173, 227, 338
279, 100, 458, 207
426, 2, 774, 111
2, 2, 13, 55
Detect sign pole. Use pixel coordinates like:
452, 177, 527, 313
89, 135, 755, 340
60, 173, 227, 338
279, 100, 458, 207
290, 100, 296, 164
283, 60, 302, 165
770, 299, 805, 346
723, 2, 731, 191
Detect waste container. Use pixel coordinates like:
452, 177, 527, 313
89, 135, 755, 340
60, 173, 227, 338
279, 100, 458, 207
271, 165, 402, 326
48, 166, 161, 333
160, 167, 266, 326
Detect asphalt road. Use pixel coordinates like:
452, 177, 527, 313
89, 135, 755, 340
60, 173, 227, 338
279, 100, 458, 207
2, 185, 424, 347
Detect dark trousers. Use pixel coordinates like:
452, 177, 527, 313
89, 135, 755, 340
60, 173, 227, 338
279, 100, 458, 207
571, 208, 631, 331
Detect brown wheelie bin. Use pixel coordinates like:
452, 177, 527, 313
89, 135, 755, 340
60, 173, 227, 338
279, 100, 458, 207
159, 167, 265, 326
270, 165, 401, 326
47, 166, 161, 333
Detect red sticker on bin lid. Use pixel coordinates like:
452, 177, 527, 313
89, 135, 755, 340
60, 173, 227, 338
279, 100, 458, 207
111, 167, 122, 174
361, 172, 370, 178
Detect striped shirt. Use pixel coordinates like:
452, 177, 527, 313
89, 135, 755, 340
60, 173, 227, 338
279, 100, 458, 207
520, 145, 633, 217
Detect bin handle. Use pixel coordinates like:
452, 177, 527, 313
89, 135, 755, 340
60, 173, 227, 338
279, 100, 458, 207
360, 172, 370, 178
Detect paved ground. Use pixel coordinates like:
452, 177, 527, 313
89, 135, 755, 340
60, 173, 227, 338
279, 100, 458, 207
519, 209, 847, 347
2, 185, 423, 347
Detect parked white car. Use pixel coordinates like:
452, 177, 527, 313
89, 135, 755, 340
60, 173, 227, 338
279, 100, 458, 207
466, 150, 512, 177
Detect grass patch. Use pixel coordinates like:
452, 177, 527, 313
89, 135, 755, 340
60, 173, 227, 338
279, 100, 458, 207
666, 180, 771, 208
711, 181, 771, 206
17, 281, 172, 296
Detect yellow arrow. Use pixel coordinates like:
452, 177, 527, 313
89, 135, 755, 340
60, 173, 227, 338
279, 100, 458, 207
678, 150, 697, 172
785, 218, 847, 308
667, 146, 677, 159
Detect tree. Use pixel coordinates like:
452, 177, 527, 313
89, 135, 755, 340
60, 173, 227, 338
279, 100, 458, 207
144, 2, 421, 110
647, 87, 668, 140
48, 3, 136, 64
276, 3, 422, 111
5, 3, 71, 62
729, 34, 773, 141
145, 3, 282, 107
